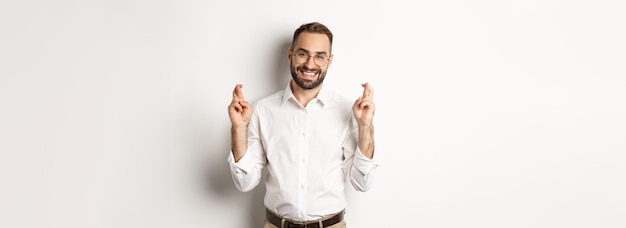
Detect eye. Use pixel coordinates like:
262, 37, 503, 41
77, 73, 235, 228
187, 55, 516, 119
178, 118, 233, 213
296, 52, 308, 58
315, 55, 326, 61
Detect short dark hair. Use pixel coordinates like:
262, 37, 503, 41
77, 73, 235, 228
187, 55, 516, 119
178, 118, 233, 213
292, 22, 333, 49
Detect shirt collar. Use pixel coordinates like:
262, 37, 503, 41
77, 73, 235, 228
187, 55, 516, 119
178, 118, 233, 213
281, 82, 330, 106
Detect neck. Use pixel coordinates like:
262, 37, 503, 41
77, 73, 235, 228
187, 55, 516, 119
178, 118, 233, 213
290, 80, 322, 107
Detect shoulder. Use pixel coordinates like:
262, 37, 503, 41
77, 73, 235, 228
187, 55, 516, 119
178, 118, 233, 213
252, 90, 283, 109
325, 89, 353, 107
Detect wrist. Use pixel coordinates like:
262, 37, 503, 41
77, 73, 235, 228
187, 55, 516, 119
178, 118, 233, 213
231, 124, 248, 133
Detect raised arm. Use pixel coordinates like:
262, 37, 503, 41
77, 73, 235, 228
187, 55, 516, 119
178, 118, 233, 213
227, 84, 252, 162
352, 83, 375, 159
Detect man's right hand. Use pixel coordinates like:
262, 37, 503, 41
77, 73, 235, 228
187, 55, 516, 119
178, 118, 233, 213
228, 84, 252, 128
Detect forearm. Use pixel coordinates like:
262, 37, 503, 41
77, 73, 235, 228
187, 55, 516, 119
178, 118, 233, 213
357, 124, 374, 159
231, 125, 248, 162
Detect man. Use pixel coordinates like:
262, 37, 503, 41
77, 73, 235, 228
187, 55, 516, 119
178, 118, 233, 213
227, 22, 378, 228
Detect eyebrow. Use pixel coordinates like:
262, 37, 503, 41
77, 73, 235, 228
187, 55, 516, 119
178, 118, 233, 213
296, 48, 328, 56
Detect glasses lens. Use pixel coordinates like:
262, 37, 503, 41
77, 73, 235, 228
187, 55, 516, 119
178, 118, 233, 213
296, 53, 308, 64
314, 55, 328, 66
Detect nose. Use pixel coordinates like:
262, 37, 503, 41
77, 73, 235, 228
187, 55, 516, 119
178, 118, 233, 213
304, 56, 317, 68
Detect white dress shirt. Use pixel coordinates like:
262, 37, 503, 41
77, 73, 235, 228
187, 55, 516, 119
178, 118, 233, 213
227, 83, 379, 221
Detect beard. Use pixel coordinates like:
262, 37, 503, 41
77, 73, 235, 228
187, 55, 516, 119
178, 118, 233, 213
290, 63, 327, 90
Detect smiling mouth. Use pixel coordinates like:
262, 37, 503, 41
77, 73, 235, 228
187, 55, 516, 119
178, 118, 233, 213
299, 69, 319, 80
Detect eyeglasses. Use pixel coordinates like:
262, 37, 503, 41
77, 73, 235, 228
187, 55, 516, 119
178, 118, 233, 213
294, 51, 330, 66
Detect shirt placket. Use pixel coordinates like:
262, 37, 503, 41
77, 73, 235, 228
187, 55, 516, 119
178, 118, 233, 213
297, 107, 310, 221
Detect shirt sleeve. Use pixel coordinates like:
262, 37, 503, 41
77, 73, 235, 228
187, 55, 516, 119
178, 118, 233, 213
227, 152, 262, 192
227, 108, 266, 192
349, 146, 380, 192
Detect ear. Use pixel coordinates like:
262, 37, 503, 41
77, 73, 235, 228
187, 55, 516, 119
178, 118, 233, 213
288, 47, 293, 62
327, 54, 334, 67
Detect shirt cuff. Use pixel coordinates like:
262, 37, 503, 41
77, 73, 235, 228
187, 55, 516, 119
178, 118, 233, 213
352, 147, 380, 175
227, 151, 255, 175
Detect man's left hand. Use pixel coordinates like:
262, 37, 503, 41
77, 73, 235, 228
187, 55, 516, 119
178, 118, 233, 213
353, 82, 375, 126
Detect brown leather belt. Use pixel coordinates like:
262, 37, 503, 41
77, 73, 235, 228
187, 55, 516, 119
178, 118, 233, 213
266, 209, 344, 228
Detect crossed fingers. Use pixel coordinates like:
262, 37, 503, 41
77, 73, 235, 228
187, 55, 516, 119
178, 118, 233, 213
359, 83, 375, 109
230, 84, 248, 112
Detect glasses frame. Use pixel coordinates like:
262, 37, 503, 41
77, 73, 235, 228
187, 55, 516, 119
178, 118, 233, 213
293, 50, 330, 67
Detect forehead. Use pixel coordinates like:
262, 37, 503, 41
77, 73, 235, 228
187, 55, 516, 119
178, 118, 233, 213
293, 32, 331, 53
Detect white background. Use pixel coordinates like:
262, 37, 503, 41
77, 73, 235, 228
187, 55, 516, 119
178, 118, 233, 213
1, 0, 625, 227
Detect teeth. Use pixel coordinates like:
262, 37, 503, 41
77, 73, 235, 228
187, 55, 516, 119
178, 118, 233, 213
303, 71, 316, 76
